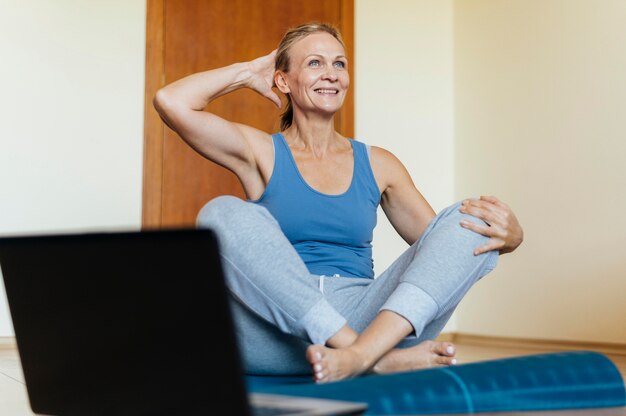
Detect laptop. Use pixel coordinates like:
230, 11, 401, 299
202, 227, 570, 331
0, 229, 367, 416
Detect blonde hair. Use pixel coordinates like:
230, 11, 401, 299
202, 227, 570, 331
275, 22, 346, 131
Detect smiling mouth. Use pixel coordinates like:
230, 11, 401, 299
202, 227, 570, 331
314, 88, 339, 95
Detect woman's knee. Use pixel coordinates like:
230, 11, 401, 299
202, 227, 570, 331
196, 195, 278, 235
437, 200, 464, 220
439, 199, 487, 228
429, 199, 491, 245
196, 195, 248, 229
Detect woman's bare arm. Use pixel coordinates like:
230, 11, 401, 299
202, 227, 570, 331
152, 50, 281, 198
371, 147, 523, 254
370, 146, 436, 245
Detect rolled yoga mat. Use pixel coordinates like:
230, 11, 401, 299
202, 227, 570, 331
248, 351, 626, 415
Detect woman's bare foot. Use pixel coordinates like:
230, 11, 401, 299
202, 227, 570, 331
372, 340, 457, 374
306, 344, 370, 383
306, 340, 457, 383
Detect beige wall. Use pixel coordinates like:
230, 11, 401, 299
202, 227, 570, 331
355, 0, 457, 331
0, 1, 146, 336
454, 0, 626, 343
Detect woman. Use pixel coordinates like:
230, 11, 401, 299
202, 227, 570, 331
153, 22, 523, 383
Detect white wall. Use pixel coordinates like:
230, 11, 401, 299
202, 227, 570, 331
0, 1, 146, 336
454, 0, 626, 343
355, 0, 456, 331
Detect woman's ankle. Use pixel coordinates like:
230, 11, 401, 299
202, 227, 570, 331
326, 325, 359, 348
347, 343, 380, 373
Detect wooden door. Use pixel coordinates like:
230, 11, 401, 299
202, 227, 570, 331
143, 0, 354, 229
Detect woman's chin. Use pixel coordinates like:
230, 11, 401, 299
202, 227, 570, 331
315, 101, 344, 115
294, 99, 345, 118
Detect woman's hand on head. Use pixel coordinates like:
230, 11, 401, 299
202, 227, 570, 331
458, 195, 524, 256
246, 49, 282, 109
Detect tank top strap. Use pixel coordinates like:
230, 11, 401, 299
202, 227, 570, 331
271, 132, 287, 164
351, 139, 382, 204
268, 132, 300, 188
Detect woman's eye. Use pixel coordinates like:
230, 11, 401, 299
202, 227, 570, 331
334, 61, 346, 69
308, 59, 320, 67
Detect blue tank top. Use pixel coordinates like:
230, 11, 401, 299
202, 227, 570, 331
250, 133, 380, 278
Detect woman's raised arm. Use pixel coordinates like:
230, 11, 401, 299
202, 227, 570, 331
152, 50, 281, 195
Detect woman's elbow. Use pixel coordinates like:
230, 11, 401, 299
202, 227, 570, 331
153, 88, 186, 127
153, 88, 174, 115
153, 89, 185, 131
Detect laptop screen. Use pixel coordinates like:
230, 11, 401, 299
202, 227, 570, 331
0, 229, 251, 416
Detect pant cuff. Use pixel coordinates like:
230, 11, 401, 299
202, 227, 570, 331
379, 282, 439, 337
298, 298, 347, 345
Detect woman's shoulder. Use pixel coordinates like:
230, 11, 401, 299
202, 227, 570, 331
360, 143, 411, 191
340, 135, 402, 167
345, 135, 404, 167
359, 143, 404, 168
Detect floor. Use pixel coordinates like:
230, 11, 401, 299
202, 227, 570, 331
0, 342, 624, 415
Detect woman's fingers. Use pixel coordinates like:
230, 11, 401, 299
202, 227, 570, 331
460, 218, 506, 255
248, 49, 280, 88
459, 201, 500, 226
247, 51, 284, 109
479, 195, 503, 207
460, 196, 523, 255
473, 239, 505, 256
255, 48, 277, 66
479, 195, 508, 208
265, 90, 282, 109
460, 219, 495, 237
463, 198, 505, 220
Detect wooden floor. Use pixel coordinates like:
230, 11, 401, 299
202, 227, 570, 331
0, 342, 624, 415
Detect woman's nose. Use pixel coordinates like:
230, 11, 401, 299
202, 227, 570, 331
322, 67, 338, 81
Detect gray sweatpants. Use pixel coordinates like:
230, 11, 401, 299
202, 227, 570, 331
196, 196, 498, 375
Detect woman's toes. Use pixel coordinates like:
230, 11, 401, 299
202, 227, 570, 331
311, 364, 324, 381
435, 355, 458, 366
314, 369, 323, 381
442, 342, 456, 356
314, 370, 328, 383
307, 345, 329, 380
432, 341, 456, 357
306, 345, 324, 364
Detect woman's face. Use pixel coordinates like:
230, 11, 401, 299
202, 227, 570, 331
277, 32, 349, 116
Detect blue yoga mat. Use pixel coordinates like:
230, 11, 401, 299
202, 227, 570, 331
248, 351, 626, 415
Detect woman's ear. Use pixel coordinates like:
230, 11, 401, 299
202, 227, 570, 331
274, 71, 290, 94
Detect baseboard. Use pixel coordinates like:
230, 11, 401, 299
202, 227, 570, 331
442, 332, 626, 356
0, 336, 16, 349
435, 332, 456, 342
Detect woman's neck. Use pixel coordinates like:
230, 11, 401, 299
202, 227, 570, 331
284, 112, 342, 158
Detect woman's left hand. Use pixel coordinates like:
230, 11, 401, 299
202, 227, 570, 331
458, 195, 524, 256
